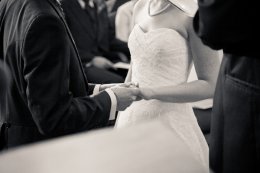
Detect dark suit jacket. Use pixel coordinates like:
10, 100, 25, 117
0, 61, 10, 96
0, 61, 11, 117
0, 0, 112, 149
61, 0, 129, 64
194, 1, 259, 172
193, 0, 258, 57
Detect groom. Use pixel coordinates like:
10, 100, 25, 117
0, 0, 139, 150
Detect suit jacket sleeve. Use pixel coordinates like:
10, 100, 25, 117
0, 61, 11, 104
23, 14, 111, 136
193, 0, 258, 56
88, 84, 96, 94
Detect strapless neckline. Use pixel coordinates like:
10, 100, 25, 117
136, 25, 186, 39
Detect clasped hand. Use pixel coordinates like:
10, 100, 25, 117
100, 82, 140, 111
100, 82, 154, 111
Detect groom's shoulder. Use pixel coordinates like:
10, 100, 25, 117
17, 0, 59, 18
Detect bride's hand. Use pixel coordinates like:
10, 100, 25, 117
138, 87, 155, 100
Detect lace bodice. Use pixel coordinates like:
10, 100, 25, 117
129, 25, 193, 87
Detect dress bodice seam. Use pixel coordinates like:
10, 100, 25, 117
136, 24, 187, 40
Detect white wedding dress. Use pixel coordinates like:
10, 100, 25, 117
115, 24, 209, 170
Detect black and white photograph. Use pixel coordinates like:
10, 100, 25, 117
0, 0, 258, 172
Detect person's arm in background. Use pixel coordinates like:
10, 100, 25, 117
121, 0, 138, 83
102, 0, 130, 62
77, 50, 96, 64
77, 49, 116, 70
73, 38, 117, 69
193, 0, 258, 56
115, 2, 132, 42
115, 0, 137, 42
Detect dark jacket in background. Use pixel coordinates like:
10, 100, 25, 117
106, 0, 129, 13
62, 0, 129, 64
194, 0, 260, 172
0, 0, 112, 150
194, 0, 258, 57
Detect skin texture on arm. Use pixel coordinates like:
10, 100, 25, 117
139, 17, 220, 103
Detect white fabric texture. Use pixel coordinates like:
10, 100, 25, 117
115, 25, 209, 171
168, 0, 198, 17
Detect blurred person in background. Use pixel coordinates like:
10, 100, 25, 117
194, 0, 259, 172
115, 0, 138, 42
62, 0, 130, 84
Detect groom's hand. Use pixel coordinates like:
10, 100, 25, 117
111, 87, 140, 111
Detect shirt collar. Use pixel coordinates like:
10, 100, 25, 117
78, 0, 95, 9
78, 0, 86, 9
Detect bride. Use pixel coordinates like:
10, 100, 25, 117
115, 0, 220, 171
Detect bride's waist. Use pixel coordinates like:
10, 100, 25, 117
131, 100, 192, 111
126, 100, 194, 121
132, 75, 187, 87
134, 81, 186, 88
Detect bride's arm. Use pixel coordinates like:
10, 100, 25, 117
139, 19, 221, 103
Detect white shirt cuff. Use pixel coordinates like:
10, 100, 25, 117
93, 84, 101, 95
105, 88, 117, 120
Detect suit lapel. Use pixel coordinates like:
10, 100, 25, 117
46, 0, 88, 90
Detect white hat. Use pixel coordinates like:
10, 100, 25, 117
168, 0, 198, 17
